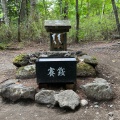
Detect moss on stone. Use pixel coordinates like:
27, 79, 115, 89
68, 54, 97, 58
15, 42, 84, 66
16, 65, 36, 79
0, 43, 6, 50
13, 54, 29, 67
77, 62, 96, 77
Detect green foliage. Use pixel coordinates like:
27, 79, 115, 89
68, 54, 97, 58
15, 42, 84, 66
0, 0, 118, 43
81, 16, 116, 41
0, 23, 18, 42
0, 43, 6, 50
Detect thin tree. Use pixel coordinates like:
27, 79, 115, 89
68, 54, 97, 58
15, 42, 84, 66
75, 0, 79, 43
100, 0, 106, 20
1, 0, 9, 25
43, 0, 47, 19
30, 0, 37, 20
18, 0, 23, 42
63, 1, 68, 19
59, 0, 62, 17
111, 0, 120, 35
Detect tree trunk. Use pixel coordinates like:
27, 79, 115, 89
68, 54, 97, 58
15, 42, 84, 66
18, 0, 23, 42
43, 0, 47, 19
86, 0, 90, 17
75, 0, 79, 43
59, 0, 62, 15
30, 0, 37, 20
20, 0, 27, 22
111, 0, 120, 35
63, 1, 68, 19
1, 0, 9, 25
100, 0, 106, 20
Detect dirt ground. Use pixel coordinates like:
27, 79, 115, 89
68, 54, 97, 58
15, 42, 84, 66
0, 40, 120, 120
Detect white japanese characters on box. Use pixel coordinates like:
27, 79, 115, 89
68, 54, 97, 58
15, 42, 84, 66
48, 67, 65, 77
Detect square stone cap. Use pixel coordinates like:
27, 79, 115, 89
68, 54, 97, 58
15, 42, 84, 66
44, 20, 71, 32
44, 20, 71, 27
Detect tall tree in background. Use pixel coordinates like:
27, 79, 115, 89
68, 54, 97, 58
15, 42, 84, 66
43, 0, 47, 19
1, 0, 9, 25
59, 0, 62, 16
63, 1, 68, 19
111, 0, 120, 35
100, 0, 106, 20
30, 0, 37, 20
75, 0, 79, 43
19, 0, 27, 22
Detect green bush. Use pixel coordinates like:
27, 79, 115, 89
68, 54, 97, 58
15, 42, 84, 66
0, 13, 117, 44
69, 15, 116, 42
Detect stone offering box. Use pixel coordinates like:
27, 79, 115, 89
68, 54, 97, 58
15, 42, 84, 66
36, 58, 76, 84
44, 20, 71, 51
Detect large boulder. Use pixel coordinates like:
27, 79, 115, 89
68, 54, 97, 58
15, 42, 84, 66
16, 64, 36, 79
0, 79, 19, 93
35, 90, 56, 105
77, 62, 96, 77
81, 78, 115, 100
54, 90, 80, 110
0, 84, 36, 102
13, 54, 30, 67
79, 55, 98, 67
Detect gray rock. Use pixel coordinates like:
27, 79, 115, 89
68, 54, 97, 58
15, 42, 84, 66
108, 112, 114, 117
77, 62, 96, 77
94, 105, 99, 108
54, 90, 80, 110
79, 55, 98, 66
0, 79, 19, 93
16, 64, 36, 79
0, 84, 36, 102
81, 78, 114, 100
80, 99, 88, 106
76, 51, 87, 56
35, 90, 56, 105
47, 51, 70, 57
94, 78, 108, 83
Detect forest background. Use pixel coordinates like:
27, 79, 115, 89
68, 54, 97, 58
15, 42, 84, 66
0, 0, 120, 48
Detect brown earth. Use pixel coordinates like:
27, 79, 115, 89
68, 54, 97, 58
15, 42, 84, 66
0, 40, 120, 120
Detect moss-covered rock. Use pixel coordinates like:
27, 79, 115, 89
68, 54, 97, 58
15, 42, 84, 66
16, 64, 36, 79
79, 55, 98, 67
0, 43, 6, 50
77, 62, 96, 77
13, 54, 30, 67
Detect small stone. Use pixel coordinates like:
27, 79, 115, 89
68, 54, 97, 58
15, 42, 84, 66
94, 105, 99, 108
47, 104, 51, 108
94, 102, 98, 105
84, 111, 87, 113
109, 105, 113, 108
96, 112, 99, 115
108, 112, 114, 117
80, 99, 88, 106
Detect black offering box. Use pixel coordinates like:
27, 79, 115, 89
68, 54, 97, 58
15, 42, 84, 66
36, 57, 76, 84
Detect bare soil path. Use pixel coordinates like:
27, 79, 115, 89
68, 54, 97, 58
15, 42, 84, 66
0, 41, 120, 120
